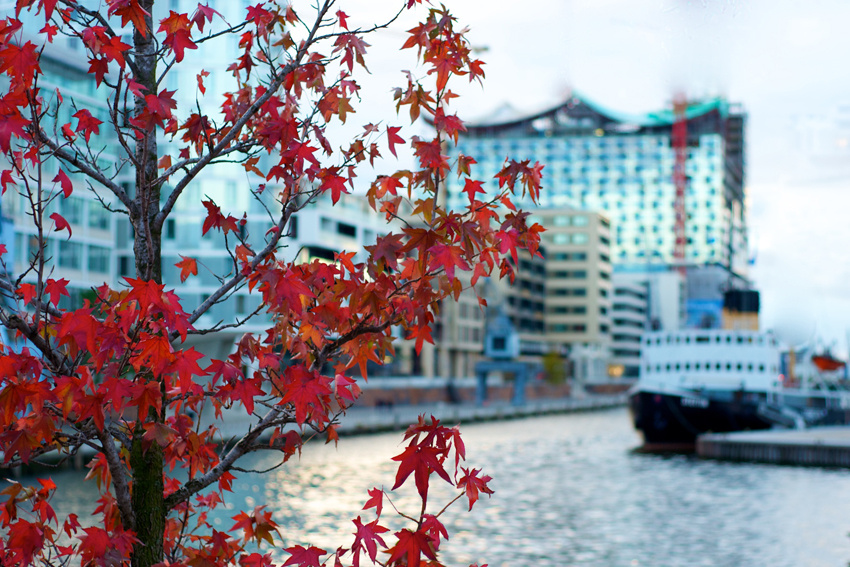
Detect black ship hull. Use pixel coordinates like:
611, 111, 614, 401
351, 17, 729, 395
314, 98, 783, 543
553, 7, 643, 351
629, 388, 850, 447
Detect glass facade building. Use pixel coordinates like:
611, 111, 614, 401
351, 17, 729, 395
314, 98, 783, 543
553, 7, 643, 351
446, 96, 749, 274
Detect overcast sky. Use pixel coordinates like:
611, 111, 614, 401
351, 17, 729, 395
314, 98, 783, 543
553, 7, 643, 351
348, 1, 850, 351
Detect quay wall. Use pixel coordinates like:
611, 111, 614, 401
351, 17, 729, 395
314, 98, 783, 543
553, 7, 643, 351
697, 427, 850, 467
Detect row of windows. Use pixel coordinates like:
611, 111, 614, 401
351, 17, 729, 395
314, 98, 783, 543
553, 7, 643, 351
548, 324, 587, 333
648, 362, 776, 374
458, 135, 720, 154
547, 251, 587, 262
549, 270, 587, 279
550, 305, 587, 315
613, 304, 646, 315
548, 233, 589, 246
550, 214, 589, 227
15, 235, 111, 274
618, 236, 720, 247
551, 288, 587, 297
617, 223, 721, 235
646, 335, 775, 347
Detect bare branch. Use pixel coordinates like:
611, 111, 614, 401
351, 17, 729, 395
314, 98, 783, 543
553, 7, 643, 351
96, 427, 137, 531
38, 133, 135, 213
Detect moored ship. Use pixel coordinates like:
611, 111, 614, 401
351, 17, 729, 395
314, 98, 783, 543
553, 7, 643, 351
629, 329, 850, 447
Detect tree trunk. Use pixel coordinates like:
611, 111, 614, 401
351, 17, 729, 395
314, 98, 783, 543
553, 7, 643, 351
130, 438, 165, 567
128, 2, 166, 566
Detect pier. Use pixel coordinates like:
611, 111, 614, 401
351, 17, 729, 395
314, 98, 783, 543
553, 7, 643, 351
335, 393, 627, 434
697, 427, 850, 467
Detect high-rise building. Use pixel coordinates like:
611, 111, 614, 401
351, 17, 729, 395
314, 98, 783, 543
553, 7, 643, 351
447, 94, 748, 274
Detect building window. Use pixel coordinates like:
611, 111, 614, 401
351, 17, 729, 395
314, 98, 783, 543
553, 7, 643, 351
89, 203, 110, 230
119, 256, 133, 277
61, 197, 83, 225
88, 246, 110, 273
165, 219, 176, 240
59, 241, 82, 270
337, 222, 356, 237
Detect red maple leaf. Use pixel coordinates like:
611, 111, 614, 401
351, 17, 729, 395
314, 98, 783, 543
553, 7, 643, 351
351, 516, 388, 567
461, 178, 485, 205
52, 169, 72, 198
283, 545, 326, 567
457, 467, 494, 511
73, 109, 102, 143
1, 169, 16, 194
43, 278, 70, 306
386, 126, 404, 158
191, 4, 221, 32
107, 0, 150, 37
336, 10, 349, 30
362, 487, 383, 518
427, 243, 469, 281
319, 169, 348, 204
0, 112, 29, 153
158, 11, 198, 62
391, 442, 452, 501
128, 379, 163, 423
49, 212, 72, 238
386, 528, 437, 567
175, 256, 198, 282
365, 233, 404, 272
280, 365, 332, 425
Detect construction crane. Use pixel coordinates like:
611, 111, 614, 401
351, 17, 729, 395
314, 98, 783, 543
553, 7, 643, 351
671, 95, 688, 274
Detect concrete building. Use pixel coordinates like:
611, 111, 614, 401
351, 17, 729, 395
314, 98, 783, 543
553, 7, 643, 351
527, 208, 613, 352
610, 276, 649, 378
614, 268, 686, 332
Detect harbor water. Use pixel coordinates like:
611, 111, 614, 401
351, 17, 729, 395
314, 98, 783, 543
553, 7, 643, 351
20, 407, 850, 566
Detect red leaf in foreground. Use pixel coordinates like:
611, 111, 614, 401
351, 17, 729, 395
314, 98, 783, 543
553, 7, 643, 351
387, 126, 404, 157
391, 442, 452, 501
351, 516, 388, 567
283, 545, 326, 567
53, 169, 73, 198
387, 528, 437, 567
362, 487, 383, 518
458, 467, 494, 510
44, 278, 70, 306
175, 256, 198, 282
49, 213, 72, 238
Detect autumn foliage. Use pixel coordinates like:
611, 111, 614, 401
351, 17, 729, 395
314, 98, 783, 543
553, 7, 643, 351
0, 1, 542, 566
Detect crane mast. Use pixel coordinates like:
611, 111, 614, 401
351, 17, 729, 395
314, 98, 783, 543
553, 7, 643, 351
672, 96, 688, 274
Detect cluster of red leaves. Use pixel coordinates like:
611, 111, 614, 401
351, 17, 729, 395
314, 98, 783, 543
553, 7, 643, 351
0, 2, 540, 567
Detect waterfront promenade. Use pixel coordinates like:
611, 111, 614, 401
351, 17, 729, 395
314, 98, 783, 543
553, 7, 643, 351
335, 393, 628, 434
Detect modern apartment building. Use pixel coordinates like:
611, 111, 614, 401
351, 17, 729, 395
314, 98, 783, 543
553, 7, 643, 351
2, 43, 120, 308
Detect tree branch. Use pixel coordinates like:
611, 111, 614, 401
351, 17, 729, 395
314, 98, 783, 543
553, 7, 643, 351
38, 133, 135, 213
155, 0, 336, 229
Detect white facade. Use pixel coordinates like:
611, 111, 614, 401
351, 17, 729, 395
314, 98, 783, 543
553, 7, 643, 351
610, 276, 649, 378
640, 330, 781, 394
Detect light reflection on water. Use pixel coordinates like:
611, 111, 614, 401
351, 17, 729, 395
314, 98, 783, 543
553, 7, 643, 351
19, 408, 850, 566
